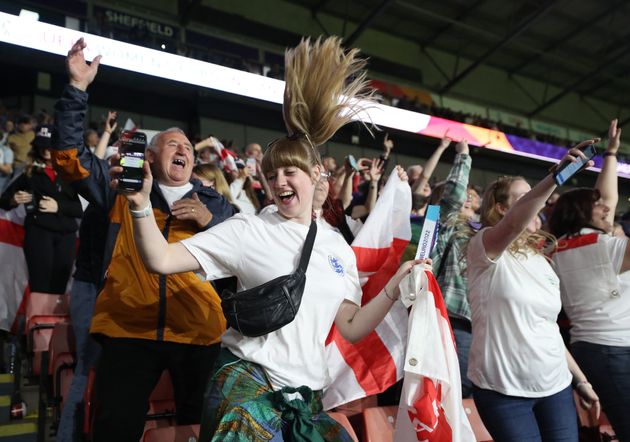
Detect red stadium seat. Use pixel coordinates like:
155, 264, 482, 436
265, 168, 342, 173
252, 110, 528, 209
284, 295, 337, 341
599, 412, 616, 440
574, 392, 617, 441
462, 399, 492, 441
83, 369, 177, 439
143, 371, 177, 433
48, 322, 76, 425
25, 292, 70, 377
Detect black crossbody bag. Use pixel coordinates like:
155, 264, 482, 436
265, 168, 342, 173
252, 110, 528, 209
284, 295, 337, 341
221, 220, 317, 337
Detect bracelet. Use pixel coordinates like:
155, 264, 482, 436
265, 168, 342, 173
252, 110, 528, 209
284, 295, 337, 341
384, 286, 398, 302
129, 201, 152, 218
603, 151, 617, 157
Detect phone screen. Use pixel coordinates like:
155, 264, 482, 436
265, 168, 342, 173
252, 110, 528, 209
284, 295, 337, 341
246, 158, 257, 176
347, 155, 360, 172
554, 144, 597, 186
118, 131, 147, 191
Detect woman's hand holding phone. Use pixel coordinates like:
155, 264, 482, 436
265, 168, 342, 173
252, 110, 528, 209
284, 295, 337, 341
553, 138, 599, 186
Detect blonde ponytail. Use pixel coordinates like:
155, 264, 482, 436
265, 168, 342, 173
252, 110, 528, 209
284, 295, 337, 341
262, 37, 375, 177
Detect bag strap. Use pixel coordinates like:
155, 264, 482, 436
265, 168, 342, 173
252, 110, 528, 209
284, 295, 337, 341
297, 220, 317, 271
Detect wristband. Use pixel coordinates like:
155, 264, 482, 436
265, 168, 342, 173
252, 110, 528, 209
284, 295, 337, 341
603, 151, 617, 157
129, 201, 152, 218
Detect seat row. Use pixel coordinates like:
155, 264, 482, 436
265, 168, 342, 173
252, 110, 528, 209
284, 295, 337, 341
21, 292, 618, 441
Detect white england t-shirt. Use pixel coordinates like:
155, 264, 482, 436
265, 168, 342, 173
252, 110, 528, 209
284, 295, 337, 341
467, 229, 572, 397
552, 229, 629, 346
181, 211, 362, 390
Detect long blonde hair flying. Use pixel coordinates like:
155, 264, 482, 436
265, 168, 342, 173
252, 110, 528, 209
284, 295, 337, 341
262, 36, 375, 177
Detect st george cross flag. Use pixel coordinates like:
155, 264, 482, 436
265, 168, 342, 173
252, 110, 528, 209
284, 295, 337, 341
0, 206, 29, 332
394, 268, 474, 441
323, 171, 412, 409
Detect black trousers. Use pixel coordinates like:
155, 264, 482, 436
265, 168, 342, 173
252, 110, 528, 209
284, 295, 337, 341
23, 224, 76, 294
91, 336, 220, 442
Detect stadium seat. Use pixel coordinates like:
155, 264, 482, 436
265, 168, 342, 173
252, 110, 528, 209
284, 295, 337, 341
48, 322, 76, 425
362, 405, 397, 442
82, 368, 96, 438
143, 371, 177, 433
24, 292, 70, 377
574, 392, 618, 441
599, 412, 616, 440
83, 369, 177, 439
462, 399, 492, 441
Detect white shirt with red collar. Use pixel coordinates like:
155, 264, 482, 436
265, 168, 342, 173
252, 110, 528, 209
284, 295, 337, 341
551, 228, 630, 346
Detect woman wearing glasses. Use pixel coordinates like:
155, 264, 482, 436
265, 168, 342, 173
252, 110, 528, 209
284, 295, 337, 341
120, 37, 428, 441
466, 144, 600, 440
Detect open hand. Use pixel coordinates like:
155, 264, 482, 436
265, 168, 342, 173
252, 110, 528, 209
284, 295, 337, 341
171, 193, 213, 228
367, 158, 384, 182
607, 119, 621, 154
104, 111, 118, 134
66, 38, 101, 91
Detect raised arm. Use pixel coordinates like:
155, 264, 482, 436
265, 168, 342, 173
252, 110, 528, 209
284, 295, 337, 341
411, 133, 451, 195
53, 39, 113, 208
93, 111, 117, 160
351, 157, 383, 219
595, 119, 621, 225
255, 158, 274, 205
483, 141, 596, 259
338, 159, 356, 210
439, 139, 471, 217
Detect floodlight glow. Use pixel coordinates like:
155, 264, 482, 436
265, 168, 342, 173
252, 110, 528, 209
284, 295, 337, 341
18, 9, 39, 21
0, 11, 627, 178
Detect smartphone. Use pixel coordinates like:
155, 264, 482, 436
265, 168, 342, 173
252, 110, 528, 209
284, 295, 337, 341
246, 158, 257, 177
24, 191, 40, 214
554, 144, 597, 186
347, 155, 360, 172
118, 131, 147, 192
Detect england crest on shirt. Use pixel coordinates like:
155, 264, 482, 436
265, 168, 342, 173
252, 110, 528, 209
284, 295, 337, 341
328, 255, 345, 276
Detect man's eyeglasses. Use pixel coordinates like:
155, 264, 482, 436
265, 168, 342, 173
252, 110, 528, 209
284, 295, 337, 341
320, 171, 331, 181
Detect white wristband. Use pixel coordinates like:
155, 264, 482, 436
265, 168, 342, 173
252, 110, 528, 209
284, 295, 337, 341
129, 201, 152, 218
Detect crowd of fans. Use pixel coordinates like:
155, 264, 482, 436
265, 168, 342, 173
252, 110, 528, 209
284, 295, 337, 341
85, 12, 613, 161
0, 35, 628, 442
